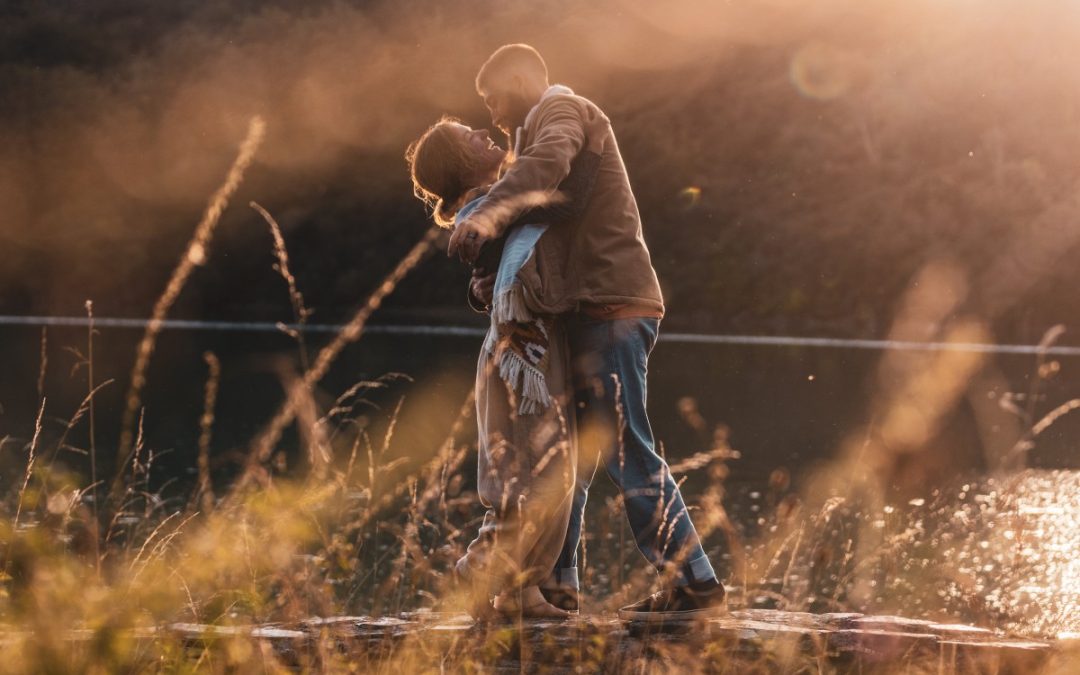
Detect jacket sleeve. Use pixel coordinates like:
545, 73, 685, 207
472, 150, 603, 275
465, 96, 592, 237
512, 150, 602, 224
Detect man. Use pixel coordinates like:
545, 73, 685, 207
449, 44, 725, 622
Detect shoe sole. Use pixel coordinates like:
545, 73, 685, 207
617, 603, 728, 623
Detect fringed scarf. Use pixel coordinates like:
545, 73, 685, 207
491, 296, 554, 416
458, 199, 553, 415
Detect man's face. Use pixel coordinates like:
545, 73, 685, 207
479, 75, 533, 136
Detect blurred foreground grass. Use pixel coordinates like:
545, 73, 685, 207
3, 115, 1080, 674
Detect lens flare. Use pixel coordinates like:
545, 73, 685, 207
679, 186, 702, 208
789, 42, 857, 101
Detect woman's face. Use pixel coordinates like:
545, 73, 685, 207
447, 123, 506, 183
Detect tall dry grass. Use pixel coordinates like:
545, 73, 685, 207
2, 122, 1079, 674
113, 117, 266, 505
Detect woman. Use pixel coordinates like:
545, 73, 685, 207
406, 118, 600, 619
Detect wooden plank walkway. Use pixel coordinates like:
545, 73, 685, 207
157, 609, 1066, 673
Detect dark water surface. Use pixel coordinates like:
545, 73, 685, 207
1, 323, 888, 482
2, 323, 1079, 637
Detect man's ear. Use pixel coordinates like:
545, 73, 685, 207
512, 74, 527, 96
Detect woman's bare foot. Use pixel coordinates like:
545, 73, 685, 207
466, 598, 498, 622
493, 585, 570, 619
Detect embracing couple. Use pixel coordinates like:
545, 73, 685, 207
406, 44, 725, 622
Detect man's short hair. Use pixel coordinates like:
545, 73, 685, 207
475, 43, 549, 93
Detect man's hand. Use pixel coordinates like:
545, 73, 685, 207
470, 269, 496, 307
448, 214, 495, 264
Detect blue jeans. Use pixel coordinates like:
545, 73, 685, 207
547, 315, 716, 590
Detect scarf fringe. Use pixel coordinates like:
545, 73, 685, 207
491, 284, 534, 324
485, 228, 552, 416
497, 342, 552, 415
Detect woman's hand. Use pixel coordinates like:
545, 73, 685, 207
470, 269, 496, 307
448, 214, 495, 263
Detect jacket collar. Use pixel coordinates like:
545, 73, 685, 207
514, 84, 574, 153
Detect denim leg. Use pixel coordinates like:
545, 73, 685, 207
553, 315, 715, 587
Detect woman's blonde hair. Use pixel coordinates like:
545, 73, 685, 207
405, 117, 483, 228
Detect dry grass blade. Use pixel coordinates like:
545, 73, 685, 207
251, 200, 312, 369
46, 378, 115, 470
667, 446, 741, 474
36, 326, 47, 400
113, 116, 266, 502
197, 352, 221, 513
1030, 398, 1080, 436
234, 226, 441, 493
84, 299, 101, 569
129, 511, 181, 573
330, 388, 476, 592
14, 398, 46, 530
1037, 324, 1067, 351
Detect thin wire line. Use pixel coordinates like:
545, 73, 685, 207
2, 314, 1078, 356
